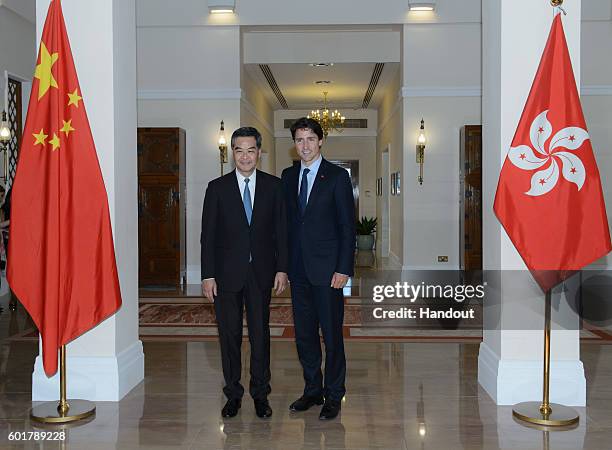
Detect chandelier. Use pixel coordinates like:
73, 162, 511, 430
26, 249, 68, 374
307, 91, 345, 138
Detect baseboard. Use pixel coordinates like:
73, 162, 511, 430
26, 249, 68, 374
478, 342, 586, 406
32, 340, 145, 401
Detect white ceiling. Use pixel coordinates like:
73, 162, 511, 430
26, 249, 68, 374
242, 27, 402, 111
244, 62, 400, 110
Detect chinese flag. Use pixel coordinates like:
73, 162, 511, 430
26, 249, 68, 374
494, 14, 611, 292
7, 0, 122, 376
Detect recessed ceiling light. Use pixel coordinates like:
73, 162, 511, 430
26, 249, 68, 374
315, 80, 332, 85
309, 63, 334, 67
408, 2, 435, 11
208, 0, 235, 13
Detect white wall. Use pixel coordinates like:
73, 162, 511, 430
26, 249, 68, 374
402, 23, 481, 89
137, 26, 240, 91
137, 0, 481, 27
0, 4, 35, 182
137, 26, 241, 283
582, 13, 612, 267
377, 68, 403, 263
0, 0, 35, 24
0, 7, 34, 79
401, 22, 482, 269
583, 94, 612, 268
240, 60, 275, 173
0, 5, 35, 113
243, 31, 400, 64
402, 96, 480, 269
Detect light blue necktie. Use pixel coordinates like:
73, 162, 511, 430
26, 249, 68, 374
243, 178, 252, 225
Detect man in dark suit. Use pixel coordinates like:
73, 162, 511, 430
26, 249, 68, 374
201, 127, 288, 419
281, 117, 356, 420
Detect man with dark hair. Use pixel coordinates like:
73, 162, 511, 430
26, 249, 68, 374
281, 117, 356, 420
201, 126, 288, 419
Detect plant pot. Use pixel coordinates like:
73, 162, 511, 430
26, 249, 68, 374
356, 234, 375, 251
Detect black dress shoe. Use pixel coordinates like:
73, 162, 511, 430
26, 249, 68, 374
289, 395, 324, 412
319, 400, 341, 420
221, 399, 241, 418
254, 399, 272, 418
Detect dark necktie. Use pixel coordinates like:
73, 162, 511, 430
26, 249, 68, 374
243, 178, 252, 225
298, 168, 310, 215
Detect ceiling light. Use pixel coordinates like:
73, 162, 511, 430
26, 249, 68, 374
309, 63, 334, 67
208, 0, 235, 13
308, 92, 345, 139
315, 80, 332, 85
408, 2, 435, 11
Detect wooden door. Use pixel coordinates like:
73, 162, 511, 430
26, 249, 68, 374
138, 128, 186, 287
460, 126, 482, 271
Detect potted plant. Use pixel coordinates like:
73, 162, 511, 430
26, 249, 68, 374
356, 216, 377, 250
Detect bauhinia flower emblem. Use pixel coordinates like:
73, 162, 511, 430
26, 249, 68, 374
508, 110, 589, 196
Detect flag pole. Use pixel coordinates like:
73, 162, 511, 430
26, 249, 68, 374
30, 346, 96, 423
512, 289, 579, 427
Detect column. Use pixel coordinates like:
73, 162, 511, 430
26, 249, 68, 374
479, 0, 585, 405
32, 0, 143, 401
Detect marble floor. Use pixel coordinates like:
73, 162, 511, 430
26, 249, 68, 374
3, 289, 612, 448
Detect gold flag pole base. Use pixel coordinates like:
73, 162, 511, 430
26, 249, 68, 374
29, 345, 96, 424
513, 288, 579, 428
30, 399, 96, 424
512, 402, 579, 427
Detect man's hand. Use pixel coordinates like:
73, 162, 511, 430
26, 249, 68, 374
274, 272, 289, 295
331, 272, 349, 289
202, 278, 217, 302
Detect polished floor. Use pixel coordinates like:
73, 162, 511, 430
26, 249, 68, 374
3, 294, 612, 448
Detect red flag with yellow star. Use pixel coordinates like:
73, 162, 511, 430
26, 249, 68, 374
7, 0, 122, 376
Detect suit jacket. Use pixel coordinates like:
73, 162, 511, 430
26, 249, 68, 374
200, 170, 288, 292
281, 158, 356, 285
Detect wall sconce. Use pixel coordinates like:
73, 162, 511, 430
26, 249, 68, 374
218, 120, 228, 175
0, 111, 10, 182
416, 119, 427, 185
207, 0, 235, 13
408, 2, 436, 11
0, 111, 10, 142
0, 72, 9, 142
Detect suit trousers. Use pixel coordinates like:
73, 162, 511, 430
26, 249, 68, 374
291, 246, 346, 402
214, 264, 272, 401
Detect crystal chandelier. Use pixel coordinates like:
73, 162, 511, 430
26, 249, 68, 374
307, 91, 345, 138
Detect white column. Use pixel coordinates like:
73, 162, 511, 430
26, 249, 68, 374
32, 0, 143, 401
480, 0, 585, 405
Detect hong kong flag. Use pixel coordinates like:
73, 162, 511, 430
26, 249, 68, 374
494, 13, 611, 292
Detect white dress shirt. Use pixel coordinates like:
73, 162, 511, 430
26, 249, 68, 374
236, 169, 256, 207
298, 154, 322, 202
